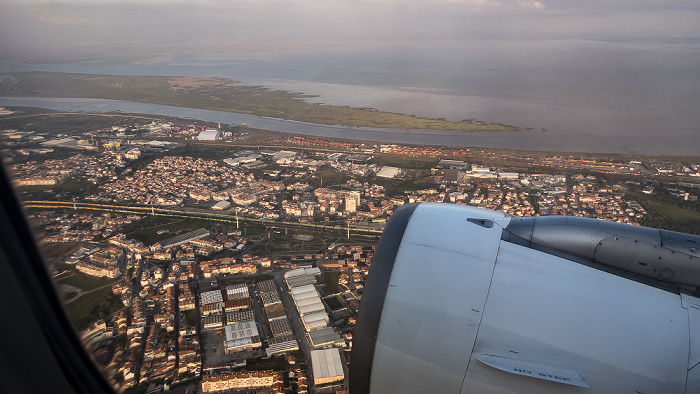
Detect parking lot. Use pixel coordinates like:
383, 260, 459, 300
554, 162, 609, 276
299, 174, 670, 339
201, 327, 265, 366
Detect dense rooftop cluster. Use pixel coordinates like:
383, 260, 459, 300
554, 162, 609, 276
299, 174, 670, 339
29, 211, 140, 242
5, 116, 700, 393
9, 152, 127, 186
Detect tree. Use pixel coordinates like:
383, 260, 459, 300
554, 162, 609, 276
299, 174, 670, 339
113, 373, 124, 384
323, 271, 340, 294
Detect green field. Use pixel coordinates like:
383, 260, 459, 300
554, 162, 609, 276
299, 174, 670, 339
17, 177, 100, 200
40, 242, 80, 264
0, 107, 168, 137
642, 202, 700, 235
255, 229, 378, 255
63, 287, 123, 330
120, 215, 261, 245
122, 217, 192, 245
648, 202, 700, 222
56, 267, 121, 291
0, 71, 517, 131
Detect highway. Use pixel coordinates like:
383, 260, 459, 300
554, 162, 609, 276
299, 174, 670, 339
23, 200, 384, 237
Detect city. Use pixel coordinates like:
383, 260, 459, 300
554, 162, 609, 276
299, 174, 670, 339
2, 109, 700, 393
1, 0, 699, 391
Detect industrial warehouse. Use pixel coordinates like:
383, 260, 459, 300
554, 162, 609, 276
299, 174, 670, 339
286, 269, 344, 349
224, 320, 261, 354
311, 348, 344, 386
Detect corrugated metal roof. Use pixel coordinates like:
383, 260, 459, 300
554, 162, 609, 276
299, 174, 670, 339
302, 311, 327, 322
295, 296, 321, 307
298, 301, 325, 316
225, 320, 258, 341
311, 348, 344, 380
292, 289, 318, 301
290, 284, 316, 294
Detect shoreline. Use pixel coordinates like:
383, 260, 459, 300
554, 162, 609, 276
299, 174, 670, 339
2, 97, 699, 157
0, 71, 517, 133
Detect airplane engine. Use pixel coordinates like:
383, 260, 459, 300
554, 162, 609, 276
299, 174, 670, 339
350, 203, 700, 393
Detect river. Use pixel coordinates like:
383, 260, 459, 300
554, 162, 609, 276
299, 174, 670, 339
2, 96, 698, 156
1, 39, 699, 156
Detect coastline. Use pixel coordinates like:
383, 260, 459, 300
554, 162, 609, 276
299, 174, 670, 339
0, 72, 517, 132
2, 96, 699, 156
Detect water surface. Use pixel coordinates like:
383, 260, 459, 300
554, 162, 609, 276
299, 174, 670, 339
2, 39, 699, 155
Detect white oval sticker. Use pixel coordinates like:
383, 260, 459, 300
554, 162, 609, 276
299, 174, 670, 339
477, 354, 590, 389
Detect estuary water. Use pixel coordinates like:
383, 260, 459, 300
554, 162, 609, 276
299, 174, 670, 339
1, 39, 699, 155
2, 96, 698, 156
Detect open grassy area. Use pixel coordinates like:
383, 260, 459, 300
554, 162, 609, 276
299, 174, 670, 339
245, 355, 287, 372
64, 287, 123, 330
17, 177, 101, 200
264, 233, 327, 253
0, 107, 167, 136
56, 267, 121, 291
62, 290, 79, 302
0, 71, 517, 131
639, 202, 700, 235
123, 217, 192, 245
323, 272, 341, 295
40, 242, 80, 264
648, 202, 700, 222
122, 215, 258, 245
373, 153, 440, 169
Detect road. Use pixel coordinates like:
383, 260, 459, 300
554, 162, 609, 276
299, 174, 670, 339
23, 200, 384, 236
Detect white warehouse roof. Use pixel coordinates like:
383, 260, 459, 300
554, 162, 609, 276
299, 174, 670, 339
292, 289, 319, 302
225, 320, 258, 342
298, 301, 326, 316
290, 284, 316, 294
201, 290, 224, 306
302, 311, 329, 331
311, 348, 344, 385
376, 166, 401, 178
285, 267, 320, 279
198, 129, 221, 140
212, 200, 231, 210
295, 296, 322, 307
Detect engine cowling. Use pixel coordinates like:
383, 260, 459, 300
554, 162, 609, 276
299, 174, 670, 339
351, 203, 700, 393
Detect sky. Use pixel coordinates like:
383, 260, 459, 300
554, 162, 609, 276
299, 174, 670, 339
1, 0, 700, 60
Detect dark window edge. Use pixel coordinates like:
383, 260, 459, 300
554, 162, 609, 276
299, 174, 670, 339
349, 202, 420, 394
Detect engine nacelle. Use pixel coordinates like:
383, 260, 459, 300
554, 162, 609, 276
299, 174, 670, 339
351, 203, 700, 393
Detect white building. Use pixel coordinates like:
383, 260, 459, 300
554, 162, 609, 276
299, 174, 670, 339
198, 129, 222, 141
302, 311, 329, 331
345, 195, 357, 213
226, 284, 250, 300
201, 289, 224, 306
212, 200, 231, 210
224, 320, 261, 354
311, 348, 344, 385
497, 173, 519, 180
376, 166, 402, 178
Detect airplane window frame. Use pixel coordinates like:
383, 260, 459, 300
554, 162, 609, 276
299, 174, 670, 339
0, 161, 114, 393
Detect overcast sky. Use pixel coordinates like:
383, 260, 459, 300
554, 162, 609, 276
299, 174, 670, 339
1, 0, 700, 60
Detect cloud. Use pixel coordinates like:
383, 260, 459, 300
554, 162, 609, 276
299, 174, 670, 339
37, 15, 88, 24
1, 0, 699, 60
